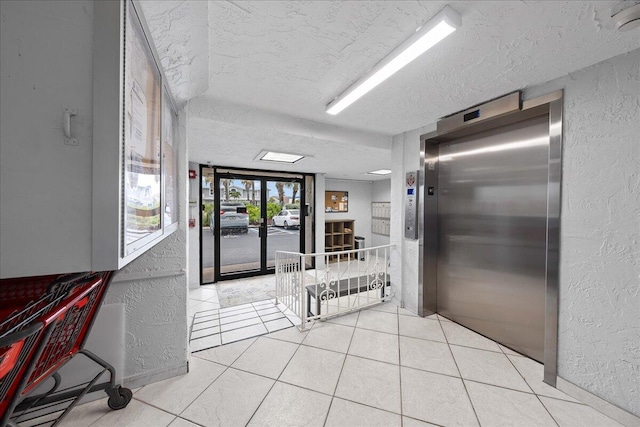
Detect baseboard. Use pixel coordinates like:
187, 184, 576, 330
556, 376, 640, 427
123, 362, 189, 390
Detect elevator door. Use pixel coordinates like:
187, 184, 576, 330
437, 114, 549, 361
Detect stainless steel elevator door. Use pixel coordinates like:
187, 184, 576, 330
437, 114, 549, 362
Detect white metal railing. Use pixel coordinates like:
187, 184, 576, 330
275, 244, 394, 331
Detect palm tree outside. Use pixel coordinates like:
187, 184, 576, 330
241, 179, 255, 205
221, 179, 230, 202
275, 182, 285, 206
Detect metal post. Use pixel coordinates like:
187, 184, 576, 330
299, 252, 307, 331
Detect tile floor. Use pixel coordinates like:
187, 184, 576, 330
190, 301, 296, 351
58, 286, 624, 427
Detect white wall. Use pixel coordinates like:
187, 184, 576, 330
371, 179, 391, 248
530, 49, 639, 417
390, 126, 433, 312
325, 179, 373, 244
0, 0, 188, 388
392, 49, 640, 416
188, 161, 200, 289
313, 174, 326, 270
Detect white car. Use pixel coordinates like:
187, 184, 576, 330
210, 202, 249, 234
272, 209, 300, 229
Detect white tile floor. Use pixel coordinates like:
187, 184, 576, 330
190, 301, 295, 352
57, 284, 625, 427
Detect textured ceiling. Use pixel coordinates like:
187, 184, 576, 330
141, 1, 640, 179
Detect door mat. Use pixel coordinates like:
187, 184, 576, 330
216, 280, 276, 308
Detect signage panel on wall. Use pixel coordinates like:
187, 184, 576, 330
404, 171, 419, 239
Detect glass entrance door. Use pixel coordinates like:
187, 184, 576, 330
266, 179, 302, 269
211, 172, 305, 281
215, 176, 261, 276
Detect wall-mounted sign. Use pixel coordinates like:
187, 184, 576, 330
405, 171, 419, 240
189, 169, 197, 179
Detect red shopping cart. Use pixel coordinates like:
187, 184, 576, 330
0, 272, 132, 427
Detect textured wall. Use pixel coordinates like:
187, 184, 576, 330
526, 49, 640, 417
391, 124, 435, 313
106, 234, 188, 385
389, 134, 404, 307
138, 0, 209, 103
394, 49, 639, 415
105, 109, 189, 385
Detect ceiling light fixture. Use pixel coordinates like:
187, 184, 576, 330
256, 150, 306, 164
366, 169, 392, 176
326, 5, 462, 115
607, 3, 640, 32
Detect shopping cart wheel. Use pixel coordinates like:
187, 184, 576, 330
107, 386, 133, 410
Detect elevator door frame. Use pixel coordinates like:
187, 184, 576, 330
418, 90, 563, 386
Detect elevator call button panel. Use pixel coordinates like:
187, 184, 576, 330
405, 170, 420, 240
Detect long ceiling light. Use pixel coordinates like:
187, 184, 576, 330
326, 6, 462, 115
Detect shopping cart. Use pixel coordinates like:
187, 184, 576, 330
0, 272, 132, 427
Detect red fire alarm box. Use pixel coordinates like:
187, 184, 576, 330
189, 170, 197, 179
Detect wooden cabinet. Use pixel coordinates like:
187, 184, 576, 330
325, 220, 355, 262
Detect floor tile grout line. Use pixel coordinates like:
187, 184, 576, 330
199, 323, 290, 350
173, 416, 207, 427
190, 305, 293, 352
192, 328, 263, 352
192, 314, 220, 323
217, 313, 264, 328
462, 377, 548, 396
188, 297, 220, 304
503, 353, 561, 427
217, 308, 259, 320
189, 330, 221, 342
191, 324, 221, 335
447, 341, 511, 355
178, 337, 261, 421
437, 315, 482, 427
243, 330, 307, 427
222, 366, 408, 425
191, 320, 219, 328
402, 415, 447, 427
323, 310, 360, 427
177, 365, 234, 421
213, 318, 263, 335
130, 395, 195, 420
396, 306, 404, 425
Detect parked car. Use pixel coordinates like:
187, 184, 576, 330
272, 209, 300, 229
210, 202, 249, 234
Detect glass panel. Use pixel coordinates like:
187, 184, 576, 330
219, 178, 261, 274
122, 4, 162, 254
201, 168, 215, 283
162, 89, 178, 226
266, 180, 301, 269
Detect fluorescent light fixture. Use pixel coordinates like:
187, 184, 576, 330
256, 150, 306, 164
326, 6, 461, 115
366, 169, 392, 176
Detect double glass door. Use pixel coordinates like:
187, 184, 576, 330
204, 170, 305, 282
